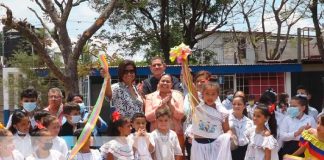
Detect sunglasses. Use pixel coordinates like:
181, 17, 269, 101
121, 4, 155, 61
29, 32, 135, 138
124, 69, 135, 74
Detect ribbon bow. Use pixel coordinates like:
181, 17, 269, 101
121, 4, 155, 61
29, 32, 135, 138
268, 104, 276, 114
112, 111, 121, 122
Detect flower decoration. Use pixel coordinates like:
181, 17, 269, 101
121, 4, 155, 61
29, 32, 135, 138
169, 43, 192, 64
268, 104, 276, 114
112, 111, 121, 122
36, 122, 45, 130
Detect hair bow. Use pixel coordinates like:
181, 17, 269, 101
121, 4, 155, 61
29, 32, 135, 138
112, 111, 121, 122
36, 122, 45, 130
268, 104, 276, 114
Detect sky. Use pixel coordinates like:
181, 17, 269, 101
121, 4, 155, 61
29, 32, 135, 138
0, 1, 319, 61
0, 0, 145, 61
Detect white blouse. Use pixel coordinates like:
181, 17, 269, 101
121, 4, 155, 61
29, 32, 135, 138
128, 133, 155, 160
13, 133, 33, 157
229, 114, 253, 146
100, 138, 134, 160
150, 129, 182, 160
244, 127, 279, 160
279, 114, 317, 141
191, 102, 228, 139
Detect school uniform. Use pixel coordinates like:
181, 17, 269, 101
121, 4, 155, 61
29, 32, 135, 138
13, 133, 33, 157
229, 113, 253, 160
278, 114, 317, 159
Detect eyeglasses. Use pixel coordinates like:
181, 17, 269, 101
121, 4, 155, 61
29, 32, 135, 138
124, 69, 135, 74
49, 95, 61, 100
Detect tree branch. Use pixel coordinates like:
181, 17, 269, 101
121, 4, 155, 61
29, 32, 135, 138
54, 0, 64, 13
72, 0, 87, 7
41, 0, 61, 25
62, 0, 73, 23
139, 7, 160, 39
72, 0, 118, 61
0, 4, 66, 82
35, 0, 47, 12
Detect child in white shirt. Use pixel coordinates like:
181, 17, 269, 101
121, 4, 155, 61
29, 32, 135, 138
100, 111, 134, 160
26, 129, 65, 160
151, 107, 182, 160
42, 115, 69, 157
0, 128, 24, 160
69, 128, 101, 160
128, 113, 154, 160
190, 82, 232, 160
8, 110, 33, 157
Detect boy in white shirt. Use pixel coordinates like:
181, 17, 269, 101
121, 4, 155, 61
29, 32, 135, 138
151, 107, 182, 160
128, 113, 155, 160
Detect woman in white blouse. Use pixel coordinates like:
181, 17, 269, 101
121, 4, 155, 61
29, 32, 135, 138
229, 96, 253, 160
107, 60, 144, 118
278, 96, 317, 159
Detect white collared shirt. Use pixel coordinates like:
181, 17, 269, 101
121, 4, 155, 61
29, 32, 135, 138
229, 114, 253, 146
279, 114, 317, 141
13, 133, 33, 157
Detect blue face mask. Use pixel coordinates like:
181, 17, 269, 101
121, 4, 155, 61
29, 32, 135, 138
287, 107, 300, 118
78, 103, 86, 113
71, 115, 81, 124
23, 102, 37, 112
227, 94, 234, 101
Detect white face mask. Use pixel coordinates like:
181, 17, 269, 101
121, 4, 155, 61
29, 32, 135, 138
71, 115, 81, 124
23, 102, 37, 112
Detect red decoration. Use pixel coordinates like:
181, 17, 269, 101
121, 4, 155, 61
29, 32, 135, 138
268, 104, 276, 114
36, 122, 45, 129
112, 111, 121, 122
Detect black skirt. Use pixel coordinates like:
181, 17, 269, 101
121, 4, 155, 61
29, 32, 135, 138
231, 145, 248, 160
278, 140, 303, 160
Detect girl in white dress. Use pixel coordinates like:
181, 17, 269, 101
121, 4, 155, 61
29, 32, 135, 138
26, 129, 65, 160
190, 82, 232, 160
245, 103, 279, 160
8, 110, 33, 157
42, 115, 69, 157
100, 111, 134, 160
0, 128, 24, 160
230, 96, 253, 160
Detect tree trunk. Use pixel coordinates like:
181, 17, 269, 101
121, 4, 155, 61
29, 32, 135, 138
310, 0, 324, 62
63, 59, 79, 98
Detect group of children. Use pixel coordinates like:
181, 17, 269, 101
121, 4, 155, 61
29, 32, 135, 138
0, 81, 324, 160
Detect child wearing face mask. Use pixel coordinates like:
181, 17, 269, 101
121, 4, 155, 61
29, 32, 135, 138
27, 129, 65, 160
6, 88, 39, 129
58, 102, 81, 136
0, 128, 24, 160
8, 110, 33, 157
292, 113, 324, 159
278, 96, 317, 159
222, 90, 234, 110
42, 115, 68, 157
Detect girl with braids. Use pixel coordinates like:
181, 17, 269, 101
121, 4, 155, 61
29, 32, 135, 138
244, 103, 279, 160
100, 111, 134, 160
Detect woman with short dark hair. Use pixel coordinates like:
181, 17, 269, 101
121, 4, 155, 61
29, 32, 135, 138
109, 60, 143, 118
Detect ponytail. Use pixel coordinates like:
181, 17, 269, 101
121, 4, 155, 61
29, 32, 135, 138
255, 103, 278, 138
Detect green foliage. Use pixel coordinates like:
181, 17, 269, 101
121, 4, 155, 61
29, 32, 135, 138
92, 0, 234, 64
7, 50, 63, 107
